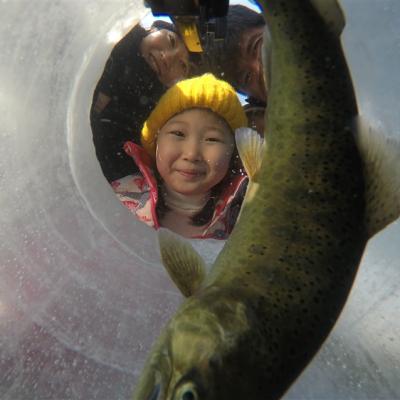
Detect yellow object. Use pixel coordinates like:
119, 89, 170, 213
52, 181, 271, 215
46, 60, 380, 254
175, 19, 203, 53
141, 74, 247, 158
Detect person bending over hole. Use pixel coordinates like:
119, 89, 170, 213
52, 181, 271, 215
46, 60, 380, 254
112, 74, 249, 240
208, 5, 268, 105
91, 20, 198, 182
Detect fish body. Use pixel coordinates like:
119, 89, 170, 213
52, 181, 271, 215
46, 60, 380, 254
133, 1, 399, 399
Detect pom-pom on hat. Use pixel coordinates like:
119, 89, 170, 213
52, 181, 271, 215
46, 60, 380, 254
141, 73, 247, 158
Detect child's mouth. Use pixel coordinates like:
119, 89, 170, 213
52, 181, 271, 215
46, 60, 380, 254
177, 169, 204, 179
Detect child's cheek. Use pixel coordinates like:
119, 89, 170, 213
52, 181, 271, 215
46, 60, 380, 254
156, 143, 179, 172
215, 147, 233, 167
209, 155, 231, 175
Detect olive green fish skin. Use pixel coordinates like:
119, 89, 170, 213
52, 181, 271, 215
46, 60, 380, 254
133, 1, 367, 399
208, 0, 366, 396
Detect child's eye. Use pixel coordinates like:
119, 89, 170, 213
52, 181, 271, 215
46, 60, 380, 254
205, 137, 222, 143
169, 130, 185, 138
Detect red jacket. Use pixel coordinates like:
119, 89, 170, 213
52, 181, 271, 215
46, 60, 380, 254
112, 142, 248, 239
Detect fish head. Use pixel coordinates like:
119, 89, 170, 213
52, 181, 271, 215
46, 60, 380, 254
134, 293, 253, 400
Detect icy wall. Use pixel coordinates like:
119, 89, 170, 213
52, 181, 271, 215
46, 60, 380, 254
0, 1, 399, 399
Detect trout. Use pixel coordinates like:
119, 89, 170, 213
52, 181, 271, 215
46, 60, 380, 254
133, 0, 400, 399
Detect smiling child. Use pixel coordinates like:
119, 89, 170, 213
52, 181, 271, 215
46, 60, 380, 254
112, 74, 248, 239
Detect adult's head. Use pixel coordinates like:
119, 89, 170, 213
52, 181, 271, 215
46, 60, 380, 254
91, 19, 194, 182
140, 20, 193, 87
212, 5, 267, 103
92, 20, 195, 124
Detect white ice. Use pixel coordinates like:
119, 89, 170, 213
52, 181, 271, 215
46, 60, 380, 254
0, 1, 399, 399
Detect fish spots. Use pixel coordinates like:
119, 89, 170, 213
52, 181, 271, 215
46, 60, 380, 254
282, 187, 310, 203
272, 171, 284, 181
248, 243, 267, 256
263, 206, 278, 218
270, 225, 295, 239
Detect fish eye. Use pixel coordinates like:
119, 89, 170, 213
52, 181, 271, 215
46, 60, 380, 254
182, 391, 196, 400
174, 382, 199, 400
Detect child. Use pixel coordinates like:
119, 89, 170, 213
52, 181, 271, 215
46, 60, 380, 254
112, 73, 249, 239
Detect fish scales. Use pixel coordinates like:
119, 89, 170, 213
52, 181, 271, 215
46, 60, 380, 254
205, 0, 367, 396
212, 3, 366, 287
133, 1, 370, 399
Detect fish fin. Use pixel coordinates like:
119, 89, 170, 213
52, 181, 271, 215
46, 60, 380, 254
235, 127, 266, 181
354, 117, 400, 237
310, 0, 346, 36
158, 228, 206, 297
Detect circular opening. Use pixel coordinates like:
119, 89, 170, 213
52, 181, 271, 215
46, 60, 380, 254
70, 1, 266, 255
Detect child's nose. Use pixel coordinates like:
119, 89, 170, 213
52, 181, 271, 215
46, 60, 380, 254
182, 141, 202, 161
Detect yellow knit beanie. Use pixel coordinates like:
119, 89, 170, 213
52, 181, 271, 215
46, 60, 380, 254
141, 73, 247, 158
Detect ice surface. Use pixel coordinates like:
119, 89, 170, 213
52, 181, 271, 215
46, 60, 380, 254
0, 0, 399, 399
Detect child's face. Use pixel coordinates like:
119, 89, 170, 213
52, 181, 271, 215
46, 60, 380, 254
156, 108, 235, 196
